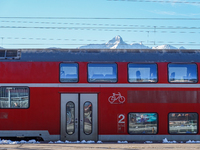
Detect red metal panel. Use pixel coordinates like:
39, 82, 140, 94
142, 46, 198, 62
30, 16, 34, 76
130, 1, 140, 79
0, 62, 59, 83
127, 90, 198, 103
118, 62, 128, 83
157, 62, 168, 83
0, 88, 60, 135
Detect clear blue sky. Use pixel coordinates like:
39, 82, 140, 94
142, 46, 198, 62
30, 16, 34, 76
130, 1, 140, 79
0, 0, 200, 49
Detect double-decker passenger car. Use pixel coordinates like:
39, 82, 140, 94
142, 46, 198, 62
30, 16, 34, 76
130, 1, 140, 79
0, 48, 200, 142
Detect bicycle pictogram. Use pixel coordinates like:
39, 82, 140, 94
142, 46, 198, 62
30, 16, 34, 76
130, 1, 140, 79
108, 92, 125, 104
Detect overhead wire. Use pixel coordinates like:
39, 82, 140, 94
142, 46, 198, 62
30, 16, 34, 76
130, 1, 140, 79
0, 25, 200, 34
107, 0, 200, 4
0, 17, 200, 20
1, 21, 200, 29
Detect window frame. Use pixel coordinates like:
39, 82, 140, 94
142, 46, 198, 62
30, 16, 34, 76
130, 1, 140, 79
168, 112, 198, 135
0, 86, 30, 109
127, 63, 158, 83
168, 63, 198, 84
59, 63, 79, 83
128, 112, 158, 135
87, 63, 118, 83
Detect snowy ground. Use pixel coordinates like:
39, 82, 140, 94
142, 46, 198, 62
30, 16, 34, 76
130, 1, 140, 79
1, 138, 200, 145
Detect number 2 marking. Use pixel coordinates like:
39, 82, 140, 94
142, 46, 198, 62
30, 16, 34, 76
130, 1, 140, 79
118, 114, 125, 123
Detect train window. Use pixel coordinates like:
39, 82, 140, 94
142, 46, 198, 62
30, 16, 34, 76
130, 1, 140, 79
88, 64, 117, 82
83, 101, 92, 135
0, 87, 29, 108
128, 64, 157, 83
66, 102, 75, 135
168, 64, 197, 83
60, 63, 78, 82
169, 113, 198, 134
128, 113, 158, 134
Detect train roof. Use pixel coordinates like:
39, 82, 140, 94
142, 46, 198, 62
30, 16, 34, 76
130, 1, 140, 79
1, 49, 200, 62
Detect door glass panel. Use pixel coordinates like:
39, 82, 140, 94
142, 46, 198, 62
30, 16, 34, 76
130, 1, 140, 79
83, 101, 92, 134
66, 102, 75, 135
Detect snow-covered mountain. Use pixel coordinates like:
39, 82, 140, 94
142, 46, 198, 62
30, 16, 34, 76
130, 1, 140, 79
78, 35, 185, 49
79, 35, 150, 49
152, 45, 178, 49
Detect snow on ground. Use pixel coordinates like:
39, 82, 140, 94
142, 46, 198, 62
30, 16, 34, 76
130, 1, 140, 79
144, 141, 153, 144
163, 138, 200, 144
0, 139, 40, 144
50, 140, 99, 144
117, 141, 128, 143
2, 138, 200, 144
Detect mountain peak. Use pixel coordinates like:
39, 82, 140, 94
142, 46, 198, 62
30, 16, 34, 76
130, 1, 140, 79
107, 35, 124, 45
78, 36, 182, 49
114, 35, 122, 41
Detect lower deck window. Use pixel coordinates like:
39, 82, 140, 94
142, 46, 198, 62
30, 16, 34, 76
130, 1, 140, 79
169, 113, 198, 134
128, 113, 158, 134
0, 87, 29, 108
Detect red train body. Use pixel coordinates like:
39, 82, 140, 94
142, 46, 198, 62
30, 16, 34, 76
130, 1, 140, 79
0, 49, 200, 141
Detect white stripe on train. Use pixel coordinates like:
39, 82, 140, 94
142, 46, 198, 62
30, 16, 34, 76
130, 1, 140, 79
0, 83, 200, 88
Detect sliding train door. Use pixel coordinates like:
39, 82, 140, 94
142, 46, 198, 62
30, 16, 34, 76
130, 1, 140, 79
61, 93, 98, 141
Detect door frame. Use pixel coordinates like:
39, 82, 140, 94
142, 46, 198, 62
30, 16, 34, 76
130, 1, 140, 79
60, 93, 98, 141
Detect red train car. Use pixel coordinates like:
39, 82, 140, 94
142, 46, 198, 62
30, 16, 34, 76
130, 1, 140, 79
0, 49, 200, 142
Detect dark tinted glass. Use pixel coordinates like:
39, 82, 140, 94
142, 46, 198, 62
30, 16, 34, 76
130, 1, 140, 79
128, 113, 158, 134
169, 113, 198, 134
6, 50, 18, 57
0, 87, 29, 108
66, 102, 75, 135
84, 101, 92, 134
0, 50, 5, 57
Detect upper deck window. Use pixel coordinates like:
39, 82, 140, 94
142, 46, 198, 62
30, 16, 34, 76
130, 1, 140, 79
88, 64, 117, 82
128, 64, 157, 83
60, 63, 78, 82
168, 64, 197, 83
0, 87, 29, 108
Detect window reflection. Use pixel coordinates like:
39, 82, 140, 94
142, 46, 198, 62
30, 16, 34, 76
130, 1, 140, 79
128, 64, 157, 83
0, 87, 29, 108
66, 102, 75, 135
169, 113, 198, 134
88, 64, 117, 82
128, 113, 158, 134
168, 64, 197, 83
60, 63, 78, 82
84, 101, 92, 134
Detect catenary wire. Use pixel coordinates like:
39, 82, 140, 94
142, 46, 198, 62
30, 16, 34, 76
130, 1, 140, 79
0, 26, 200, 33
1, 37, 200, 44
0, 17, 200, 20
1, 21, 200, 29
107, 0, 200, 4
2, 43, 200, 46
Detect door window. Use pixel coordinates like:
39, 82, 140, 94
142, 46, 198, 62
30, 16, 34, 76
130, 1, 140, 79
66, 102, 75, 135
83, 101, 92, 135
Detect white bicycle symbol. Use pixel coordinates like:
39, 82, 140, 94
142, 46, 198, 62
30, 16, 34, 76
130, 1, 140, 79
108, 92, 125, 104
